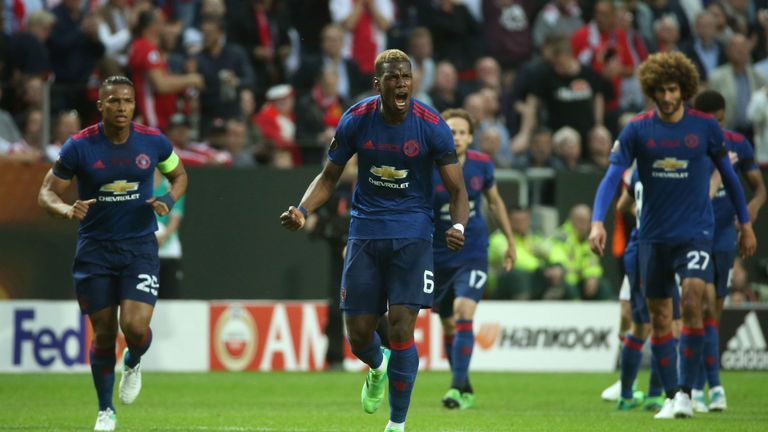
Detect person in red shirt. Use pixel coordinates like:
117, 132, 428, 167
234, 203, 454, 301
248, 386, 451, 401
128, 8, 203, 130
571, 0, 634, 113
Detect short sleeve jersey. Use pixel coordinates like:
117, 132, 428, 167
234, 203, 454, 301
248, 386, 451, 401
53, 122, 174, 240
610, 107, 726, 243
432, 150, 495, 266
328, 96, 456, 240
712, 129, 758, 252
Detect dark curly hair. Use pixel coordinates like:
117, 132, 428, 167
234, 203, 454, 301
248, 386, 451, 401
441, 108, 475, 135
637, 52, 699, 102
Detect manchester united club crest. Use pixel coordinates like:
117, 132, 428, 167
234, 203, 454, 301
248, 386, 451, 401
685, 134, 699, 149
403, 139, 420, 157
135, 153, 151, 169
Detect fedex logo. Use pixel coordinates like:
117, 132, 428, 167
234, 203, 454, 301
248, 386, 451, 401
13, 309, 88, 367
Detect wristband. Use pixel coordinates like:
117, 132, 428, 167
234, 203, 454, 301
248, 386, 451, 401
157, 193, 176, 211
297, 205, 309, 218
452, 223, 465, 234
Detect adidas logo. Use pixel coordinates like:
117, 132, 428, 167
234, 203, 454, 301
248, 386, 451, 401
362, 140, 374, 150
722, 311, 768, 370
92, 160, 106, 169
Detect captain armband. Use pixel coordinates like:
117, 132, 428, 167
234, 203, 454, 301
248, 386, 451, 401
158, 151, 180, 174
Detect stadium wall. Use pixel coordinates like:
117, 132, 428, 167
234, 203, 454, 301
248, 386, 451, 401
0, 161, 766, 301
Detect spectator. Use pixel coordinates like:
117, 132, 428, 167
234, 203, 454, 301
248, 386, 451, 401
478, 127, 502, 161
708, 33, 767, 139
747, 85, 768, 167
0, 88, 22, 146
330, 0, 394, 78
284, 0, 332, 57
6, 9, 53, 83
96, 0, 135, 68
532, 0, 584, 48
706, 1, 735, 44
239, 89, 266, 163
616, 0, 648, 113
571, 0, 634, 119
420, 0, 483, 74
646, 0, 691, 42
586, 124, 611, 170
224, 118, 254, 167
1, 108, 43, 162
411, 67, 433, 107
721, 0, 753, 36
407, 27, 435, 94
472, 56, 503, 93
293, 23, 366, 101
513, 127, 564, 170
488, 206, 549, 299
196, 15, 255, 135
652, 14, 681, 52
549, 204, 609, 300
128, 8, 204, 130
295, 66, 345, 163
506, 36, 558, 154
48, 0, 105, 118
166, 112, 231, 166
482, 0, 537, 70
429, 60, 463, 113
728, 258, 760, 304
552, 125, 582, 170
681, 11, 728, 82
479, 87, 514, 167
3, 0, 44, 35
227, 0, 292, 95
621, 0, 655, 50
45, 109, 80, 162
255, 84, 300, 165
522, 36, 605, 146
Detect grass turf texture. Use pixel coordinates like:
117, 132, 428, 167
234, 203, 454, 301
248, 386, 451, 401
0, 371, 765, 431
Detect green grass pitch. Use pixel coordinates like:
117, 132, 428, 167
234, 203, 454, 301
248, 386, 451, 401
0, 371, 766, 431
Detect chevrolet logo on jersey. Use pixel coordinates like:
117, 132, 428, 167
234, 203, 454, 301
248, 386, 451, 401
370, 165, 408, 180
652, 158, 689, 179
369, 165, 409, 189
98, 180, 141, 202
100, 180, 139, 194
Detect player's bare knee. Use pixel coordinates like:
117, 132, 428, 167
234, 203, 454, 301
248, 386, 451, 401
120, 320, 150, 345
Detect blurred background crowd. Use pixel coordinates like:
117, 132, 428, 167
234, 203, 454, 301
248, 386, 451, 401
2, 0, 768, 302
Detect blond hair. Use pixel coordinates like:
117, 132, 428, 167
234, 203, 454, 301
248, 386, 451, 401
374, 49, 411, 77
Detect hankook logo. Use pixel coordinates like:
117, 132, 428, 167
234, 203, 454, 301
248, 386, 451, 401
475, 322, 612, 350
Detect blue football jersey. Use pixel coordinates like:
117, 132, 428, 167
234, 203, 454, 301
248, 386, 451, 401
53, 122, 173, 240
433, 150, 495, 266
711, 129, 758, 252
328, 96, 457, 240
610, 107, 726, 243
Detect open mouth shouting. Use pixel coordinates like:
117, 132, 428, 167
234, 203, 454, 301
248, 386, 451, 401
394, 90, 409, 110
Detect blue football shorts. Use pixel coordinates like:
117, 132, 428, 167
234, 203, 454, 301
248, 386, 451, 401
340, 238, 433, 316
73, 234, 160, 315
432, 258, 487, 319
638, 241, 713, 300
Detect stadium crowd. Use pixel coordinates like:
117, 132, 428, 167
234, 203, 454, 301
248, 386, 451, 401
2, 0, 768, 302
3, 0, 768, 169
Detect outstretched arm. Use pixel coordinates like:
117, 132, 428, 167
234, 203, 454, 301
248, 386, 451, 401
588, 164, 625, 256
437, 162, 469, 251
281, 161, 345, 231
484, 185, 516, 271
